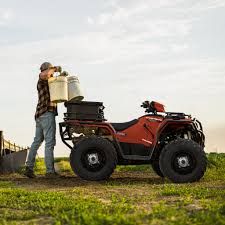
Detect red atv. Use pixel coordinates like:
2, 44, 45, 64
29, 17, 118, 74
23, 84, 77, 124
59, 100, 207, 183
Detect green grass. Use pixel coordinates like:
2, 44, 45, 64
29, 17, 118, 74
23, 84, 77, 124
0, 153, 225, 224
0, 189, 141, 225
116, 165, 151, 172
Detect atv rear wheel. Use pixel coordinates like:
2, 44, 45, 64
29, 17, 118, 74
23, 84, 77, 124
159, 139, 207, 183
151, 160, 164, 177
70, 137, 117, 181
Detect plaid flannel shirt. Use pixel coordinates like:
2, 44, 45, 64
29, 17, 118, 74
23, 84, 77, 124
35, 78, 58, 120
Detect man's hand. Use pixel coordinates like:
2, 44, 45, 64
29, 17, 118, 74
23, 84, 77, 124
53, 66, 62, 73
60, 71, 69, 77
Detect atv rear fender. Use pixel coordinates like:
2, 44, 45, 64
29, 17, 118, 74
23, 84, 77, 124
59, 121, 116, 150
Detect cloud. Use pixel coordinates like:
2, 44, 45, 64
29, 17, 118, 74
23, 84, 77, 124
90, 0, 225, 40
87, 17, 94, 25
81, 0, 225, 70
0, 8, 13, 26
96, 3, 149, 25
170, 44, 189, 53
85, 1, 193, 58
194, 0, 225, 10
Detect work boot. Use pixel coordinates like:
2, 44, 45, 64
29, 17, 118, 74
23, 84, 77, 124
45, 172, 61, 179
24, 167, 36, 178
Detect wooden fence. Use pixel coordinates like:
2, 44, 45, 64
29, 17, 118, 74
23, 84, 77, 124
0, 131, 29, 157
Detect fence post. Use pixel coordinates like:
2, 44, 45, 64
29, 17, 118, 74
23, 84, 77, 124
0, 131, 3, 157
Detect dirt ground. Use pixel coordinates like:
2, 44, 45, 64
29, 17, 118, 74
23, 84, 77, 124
0, 156, 224, 225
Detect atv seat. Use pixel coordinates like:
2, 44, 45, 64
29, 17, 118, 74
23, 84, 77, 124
111, 119, 138, 131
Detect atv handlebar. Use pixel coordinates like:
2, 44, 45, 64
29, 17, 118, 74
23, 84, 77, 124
141, 101, 150, 109
141, 101, 156, 114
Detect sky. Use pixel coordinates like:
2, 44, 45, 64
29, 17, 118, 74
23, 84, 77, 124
0, 0, 224, 156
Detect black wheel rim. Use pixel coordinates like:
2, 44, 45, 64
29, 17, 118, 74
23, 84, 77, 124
81, 148, 106, 172
172, 151, 196, 175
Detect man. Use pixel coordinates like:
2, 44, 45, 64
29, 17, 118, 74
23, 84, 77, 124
25, 62, 61, 178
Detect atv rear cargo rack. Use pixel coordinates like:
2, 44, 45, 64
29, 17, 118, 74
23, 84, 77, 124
64, 100, 105, 121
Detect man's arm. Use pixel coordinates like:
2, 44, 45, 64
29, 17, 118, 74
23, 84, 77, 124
39, 68, 56, 80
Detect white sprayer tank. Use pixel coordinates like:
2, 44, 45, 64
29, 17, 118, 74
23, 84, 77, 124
67, 76, 84, 101
48, 76, 68, 103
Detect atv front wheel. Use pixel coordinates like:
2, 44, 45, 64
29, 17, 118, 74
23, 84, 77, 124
151, 160, 164, 177
159, 139, 207, 183
70, 137, 117, 181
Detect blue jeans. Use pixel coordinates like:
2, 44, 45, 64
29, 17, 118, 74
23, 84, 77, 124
26, 112, 56, 173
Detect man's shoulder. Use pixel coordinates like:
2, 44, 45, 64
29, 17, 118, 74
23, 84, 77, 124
38, 76, 48, 84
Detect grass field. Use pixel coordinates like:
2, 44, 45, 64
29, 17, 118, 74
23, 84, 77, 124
0, 153, 224, 225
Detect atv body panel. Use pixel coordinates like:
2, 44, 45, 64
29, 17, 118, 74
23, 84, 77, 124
59, 113, 204, 165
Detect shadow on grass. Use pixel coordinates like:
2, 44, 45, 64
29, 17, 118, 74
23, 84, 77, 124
0, 172, 165, 189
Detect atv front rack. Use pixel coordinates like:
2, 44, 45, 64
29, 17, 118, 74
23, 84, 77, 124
165, 112, 190, 120
192, 118, 205, 147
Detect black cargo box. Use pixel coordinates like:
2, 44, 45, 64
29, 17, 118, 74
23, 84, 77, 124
64, 101, 105, 121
